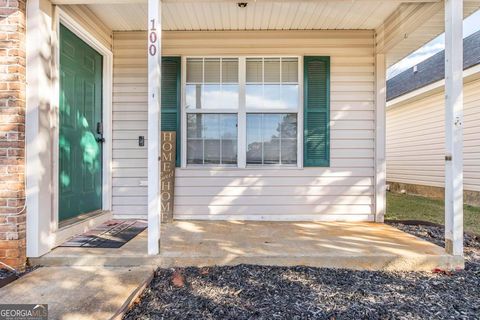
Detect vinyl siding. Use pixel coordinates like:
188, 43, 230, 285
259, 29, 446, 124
386, 78, 480, 192
112, 30, 375, 220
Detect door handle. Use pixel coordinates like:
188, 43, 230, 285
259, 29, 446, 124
96, 122, 103, 135
96, 123, 105, 143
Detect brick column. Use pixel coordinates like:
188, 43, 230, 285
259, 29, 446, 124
0, 0, 26, 271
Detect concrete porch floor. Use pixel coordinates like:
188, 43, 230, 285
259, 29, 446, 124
31, 221, 463, 271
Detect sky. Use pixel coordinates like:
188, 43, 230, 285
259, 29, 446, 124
387, 9, 480, 79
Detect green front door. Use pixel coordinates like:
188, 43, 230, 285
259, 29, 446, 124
59, 24, 103, 222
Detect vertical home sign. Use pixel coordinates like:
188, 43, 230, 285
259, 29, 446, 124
160, 131, 176, 222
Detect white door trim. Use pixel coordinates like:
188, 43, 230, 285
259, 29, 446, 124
53, 7, 113, 230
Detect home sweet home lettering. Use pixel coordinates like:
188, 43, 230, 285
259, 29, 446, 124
160, 131, 176, 222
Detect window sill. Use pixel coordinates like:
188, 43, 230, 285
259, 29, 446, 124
178, 166, 303, 171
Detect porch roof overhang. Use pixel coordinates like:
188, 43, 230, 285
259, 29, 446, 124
52, 0, 480, 67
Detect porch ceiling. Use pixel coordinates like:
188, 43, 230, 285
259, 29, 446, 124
60, 0, 480, 68
385, 1, 480, 67
85, 1, 400, 31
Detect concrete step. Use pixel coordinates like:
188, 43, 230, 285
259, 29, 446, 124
29, 255, 162, 267
0, 266, 153, 320
30, 252, 463, 271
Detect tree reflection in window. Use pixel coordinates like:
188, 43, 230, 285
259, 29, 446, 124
247, 113, 297, 165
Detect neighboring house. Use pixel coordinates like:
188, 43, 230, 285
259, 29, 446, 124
386, 30, 480, 206
0, 0, 474, 270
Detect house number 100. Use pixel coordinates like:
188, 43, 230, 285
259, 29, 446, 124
149, 19, 157, 56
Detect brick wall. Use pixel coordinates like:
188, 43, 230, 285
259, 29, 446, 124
0, 0, 26, 271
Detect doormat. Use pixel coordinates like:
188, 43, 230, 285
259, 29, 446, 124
59, 220, 147, 248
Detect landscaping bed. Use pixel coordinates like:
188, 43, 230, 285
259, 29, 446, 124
0, 268, 18, 288
124, 224, 480, 320
0, 266, 38, 289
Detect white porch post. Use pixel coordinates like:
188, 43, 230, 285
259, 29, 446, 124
147, 0, 162, 255
375, 53, 386, 223
444, 0, 463, 256
25, 0, 55, 257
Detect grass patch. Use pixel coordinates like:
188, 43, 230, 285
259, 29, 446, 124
386, 192, 480, 235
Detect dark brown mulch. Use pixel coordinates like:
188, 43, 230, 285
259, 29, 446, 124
389, 222, 480, 276
0, 269, 18, 288
0, 266, 39, 288
0, 268, 16, 279
124, 224, 480, 320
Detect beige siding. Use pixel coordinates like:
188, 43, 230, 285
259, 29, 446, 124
112, 30, 375, 220
59, 5, 112, 50
112, 32, 147, 217
386, 78, 480, 192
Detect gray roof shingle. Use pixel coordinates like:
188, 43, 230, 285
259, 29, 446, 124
387, 30, 480, 101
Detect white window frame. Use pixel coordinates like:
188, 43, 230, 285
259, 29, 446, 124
181, 56, 303, 169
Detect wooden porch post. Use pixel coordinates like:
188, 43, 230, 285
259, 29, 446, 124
147, 0, 161, 255
375, 53, 386, 223
444, 0, 463, 256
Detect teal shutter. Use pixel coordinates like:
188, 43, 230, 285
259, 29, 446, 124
303, 56, 330, 167
161, 56, 181, 167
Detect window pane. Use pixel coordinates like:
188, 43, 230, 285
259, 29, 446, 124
246, 114, 262, 164
280, 114, 297, 139
281, 139, 297, 164
263, 114, 281, 141
246, 85, 263, 108
187, 114, 205, 165
246, 113, 297, 166
187, 113, 203, 138
186, 58, 202, 83
204, 140, 220, 164
203, 85, 222, 109
204, 58, 220, 83
246, 58, 262, 83
221, 113, 237, 139
186, 84, 201, 109
203, 114, 220, 139
282, 84, 299, 108
264, 58, 280, 83
264, 139, 280, 164
187, 58, 239, 110
246, 85, 297, 109
222, 58, 239, 83
187, 113, 237, 165
221, 85, 239, 109
247, 85, 298, 110
187, 85, 239, 110
264, 85, 282, 108
220, 114, 238, 164
222, 140, 237, 164
282, 58, 298, 82
187, 140, 203, 164
245, 57, 299, 110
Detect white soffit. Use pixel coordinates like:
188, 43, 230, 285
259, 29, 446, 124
386, 2, 480, 67
86, 1, 400, 31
